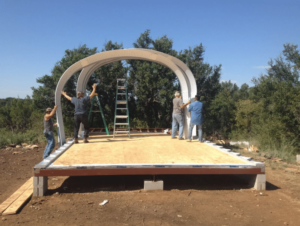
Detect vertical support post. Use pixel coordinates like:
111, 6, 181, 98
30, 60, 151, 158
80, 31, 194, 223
253, 174, 266, 190
57, 124, 61, 148
234, 173, 266, 190
183, 107, 195, 139
33, 176, 48, 197
144, 180, 163, 191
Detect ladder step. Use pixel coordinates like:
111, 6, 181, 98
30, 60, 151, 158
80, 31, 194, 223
114, 80, 130, 138
117, 79, 126, 81
116, 115, 128, 118
92, 110, 100, 112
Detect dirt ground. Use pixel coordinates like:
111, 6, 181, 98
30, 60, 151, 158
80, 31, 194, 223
1, 145, 300, 226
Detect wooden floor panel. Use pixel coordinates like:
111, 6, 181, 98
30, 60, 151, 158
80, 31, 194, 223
52, 133, 248, 165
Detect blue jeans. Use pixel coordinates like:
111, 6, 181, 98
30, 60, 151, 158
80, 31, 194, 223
172, 114, 184, 138
188, 123, 202, 141
43, 131, 55, 159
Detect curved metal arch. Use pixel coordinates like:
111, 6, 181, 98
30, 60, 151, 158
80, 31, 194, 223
77, 55, 190, 99
139, 49, 197, 97
76, 56, 191, 97
55, 49, 197, 145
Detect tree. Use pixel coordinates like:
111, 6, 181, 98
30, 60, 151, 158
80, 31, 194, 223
91, 41, 126, 128
236, 43, 300, 155
9, 97, 33, 132
178, 44, 222, 135
0, 97, 33, 133
283, 43, 300, 70
31, 45, 98, 134
32, 44, 97, 112
128, 30, 178, 127
209, 81, 238, 137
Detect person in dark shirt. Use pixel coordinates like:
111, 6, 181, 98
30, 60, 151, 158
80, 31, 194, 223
43, 106, 58, 158
61, 83, 97, 143
172, 91, 190, 140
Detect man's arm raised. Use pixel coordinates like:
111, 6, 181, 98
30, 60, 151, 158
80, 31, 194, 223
89, 83, 98, 99
62, 91, 72, 101
45, 105, 58, 121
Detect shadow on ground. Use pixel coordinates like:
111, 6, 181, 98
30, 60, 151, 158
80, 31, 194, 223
46, 174, 280, 196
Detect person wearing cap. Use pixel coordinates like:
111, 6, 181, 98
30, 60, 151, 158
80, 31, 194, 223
187, 95, 204, 142
171, 91, 190, 140
43, 105, 58, 159
61, 83, 97, 143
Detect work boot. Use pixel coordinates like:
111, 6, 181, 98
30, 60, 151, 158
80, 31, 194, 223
178, 138, 184, 140
74, 138, 79, 144
171, 137, 177, 139
84, 137, 89, 143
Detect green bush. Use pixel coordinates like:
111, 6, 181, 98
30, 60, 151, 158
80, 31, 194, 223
0, 129, 24, 147
130, 118, 149, 128
0, 128, 48, 148
0, 129, 8, 148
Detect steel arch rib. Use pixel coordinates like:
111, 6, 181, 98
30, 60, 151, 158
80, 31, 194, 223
55, 49, 197, 145
77, 51, 197, 141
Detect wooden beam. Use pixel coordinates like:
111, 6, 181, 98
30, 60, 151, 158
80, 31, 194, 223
35, 168, 264, 177
0, 177, 33, 214
2, 184, 33, 215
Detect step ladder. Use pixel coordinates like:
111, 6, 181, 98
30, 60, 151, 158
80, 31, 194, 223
113, 79, 130, 138
88, 95, 109, 135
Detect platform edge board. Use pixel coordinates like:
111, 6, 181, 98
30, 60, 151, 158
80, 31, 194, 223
33, 140, 74, 173
43, 163, 265, 174
204, 141, 252, 162
203, 141, 266, 173
34, 167, 264, 177
47, 163, 261, 169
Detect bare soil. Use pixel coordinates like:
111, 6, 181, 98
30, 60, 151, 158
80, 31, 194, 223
1, 145, 300, 226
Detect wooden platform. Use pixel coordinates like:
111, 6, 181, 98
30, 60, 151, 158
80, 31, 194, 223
33, 133, 266, 195
53, 133, 249, 165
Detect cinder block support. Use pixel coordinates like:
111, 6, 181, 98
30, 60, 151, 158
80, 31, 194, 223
234, 174, 266, 190
33, 176, 48, 197
144, 180, 164, 191
251, 174, 266, 190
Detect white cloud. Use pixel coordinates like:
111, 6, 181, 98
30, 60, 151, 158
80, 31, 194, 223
253, 66, 271, 69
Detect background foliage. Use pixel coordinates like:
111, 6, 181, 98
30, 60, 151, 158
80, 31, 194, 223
0, 31, 299, 161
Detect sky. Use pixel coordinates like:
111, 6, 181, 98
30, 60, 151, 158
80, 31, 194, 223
0, 0, 299, 98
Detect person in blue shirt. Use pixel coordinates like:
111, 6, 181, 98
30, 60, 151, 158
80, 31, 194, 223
61, 83, 97, 144
187, 95, 204, 142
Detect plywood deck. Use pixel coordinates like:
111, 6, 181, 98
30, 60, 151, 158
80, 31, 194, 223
52, 133, 248, 166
